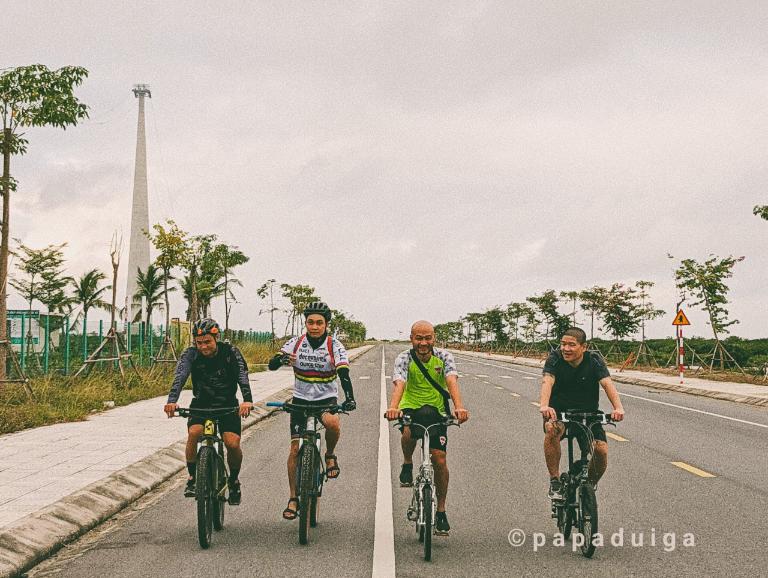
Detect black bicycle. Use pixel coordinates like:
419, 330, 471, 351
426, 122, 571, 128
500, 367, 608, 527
175, 407, 237, 549
394, 415, 459, 562
550, 410, 615, 558
267, 401, 348, 545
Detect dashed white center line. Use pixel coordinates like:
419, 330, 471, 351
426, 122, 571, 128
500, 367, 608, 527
500, 375, 513, 379
495, 386, 504, 390
510, 393, 520, 397
531, 402, 540, 407
476, 374, 490, 378
358, 376, 371, 380
522, 376, 536, 380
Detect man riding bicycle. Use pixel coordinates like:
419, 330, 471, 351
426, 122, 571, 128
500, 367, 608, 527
163, 318, 253, 505
539, 327, 625, 500
267, 301, 356, 521
385, 320, 469, 536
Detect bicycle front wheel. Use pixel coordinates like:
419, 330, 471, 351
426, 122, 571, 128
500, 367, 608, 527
213, 455, 226, 531
422, 484, 433, 562
578, 483, 598, 558
298, 445, 315, 545
196, 447, 215, 549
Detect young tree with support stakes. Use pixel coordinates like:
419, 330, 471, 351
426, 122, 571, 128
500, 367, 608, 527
632, 280, 665, 366
559, 290, 580, 325
673, 254, 745, 371
133, 264, 167, 327
210, 243, 248, 334
0, 64, 88, 380
505, 302, 528, 352
257, 278, 279, 338
146, 220, 187, 335
579, 286, 608, 341
598, 283, 641, 359
527, 290, 569, 345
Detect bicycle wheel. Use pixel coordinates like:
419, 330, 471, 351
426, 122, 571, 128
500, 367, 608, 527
298, 445, 315, 545
422, 484, 433, 562
578, 483, 598, 558
196, 447, 214, 549
212, 455, 226, 531
310, 450, 321, 527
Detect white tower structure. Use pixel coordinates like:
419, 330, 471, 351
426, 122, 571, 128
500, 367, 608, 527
126, 84, 151, 322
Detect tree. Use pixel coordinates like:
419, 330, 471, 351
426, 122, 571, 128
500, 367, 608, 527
1, 64, 88, 379
599, 283, 641, 345
559, 290, 580, 325
133, 264, 168, 328
329, 309, 367, 343
754, 205, 768, 220
674, 254, 745, 369
146, 220, 187, 334
210, 243, 248, 333
634, 280, 665, 342
463, 312, 485, 343
579, 286, 608, 340
257, 279, 279, 338
280, 284, 319, 336
70, 268, 111, 327
505, 302, 530, 348
482, 307, 507, 344
527, 290, 570, 342
434, 321, 463, 344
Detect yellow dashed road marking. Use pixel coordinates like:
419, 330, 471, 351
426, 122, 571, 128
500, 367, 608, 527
671, 462, 716, 478
606, 432, 628, 442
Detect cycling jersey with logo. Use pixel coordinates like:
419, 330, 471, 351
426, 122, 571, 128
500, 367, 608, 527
392, 348, 458, 415
280, 334, 349, 401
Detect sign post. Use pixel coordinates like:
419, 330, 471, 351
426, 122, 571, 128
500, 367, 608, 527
672, 309, 691, 383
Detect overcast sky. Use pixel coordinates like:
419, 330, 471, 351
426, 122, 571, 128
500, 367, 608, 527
4, 1, 768, 339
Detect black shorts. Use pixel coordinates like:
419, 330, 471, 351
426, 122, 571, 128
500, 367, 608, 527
543, 416, 606, 457
401, 405, 448, 452
187, 400, 242, 436
289, 397, 338, 438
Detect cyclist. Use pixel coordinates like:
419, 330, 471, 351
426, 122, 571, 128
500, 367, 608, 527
384, 320, 469, 536
539, 327, 625, 500
163, 318, 253, 505
267, 301, 356, 520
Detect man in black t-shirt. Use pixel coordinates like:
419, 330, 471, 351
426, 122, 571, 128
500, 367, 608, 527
539, 327, 625, 500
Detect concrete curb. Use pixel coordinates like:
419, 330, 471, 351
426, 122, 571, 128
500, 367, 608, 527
451, 350, 768, 408
0, 344, 376, 578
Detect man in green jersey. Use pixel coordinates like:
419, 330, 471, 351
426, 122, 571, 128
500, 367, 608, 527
385, 320, 469, 535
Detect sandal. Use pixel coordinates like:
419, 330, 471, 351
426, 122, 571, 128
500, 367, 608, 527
282, 497, 299, 520
325, 454, 340, 479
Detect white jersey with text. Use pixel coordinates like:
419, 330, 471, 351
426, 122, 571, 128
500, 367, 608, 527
280, 334, 349, 401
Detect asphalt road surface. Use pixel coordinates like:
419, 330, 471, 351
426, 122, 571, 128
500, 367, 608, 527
28, 345, 768, 577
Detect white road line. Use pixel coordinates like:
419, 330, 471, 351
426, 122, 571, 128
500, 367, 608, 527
522, 376, 536, 380
510, 393, 520, 397
619, 392, 768, 429
372, 348, 396, 577
500, 375, 514, 379
476, 374, 490, 378
531, 402, 540, 407
358, 376, 371, 380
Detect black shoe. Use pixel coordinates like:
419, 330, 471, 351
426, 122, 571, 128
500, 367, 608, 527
228, 479, 241, 506
548, 477, 564, 501
435, 511, 450, 535
399, 463, 413, 487
184, 477, 196, 498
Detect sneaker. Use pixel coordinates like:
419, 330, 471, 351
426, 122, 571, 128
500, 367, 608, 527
548, 477, 563, 501
228, 479, 241, 506
399, 463, 413, 487
184, 477, 196, 498
435, 511, 450, 535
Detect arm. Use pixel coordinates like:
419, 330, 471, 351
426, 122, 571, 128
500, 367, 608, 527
233, 347, 254, 417
164, 349, 194, 417
337, 366, 355, 406
539, 373, 557, 421
445, 374, 469, 423
385, 380, 406, 420
600, 377, 625, 421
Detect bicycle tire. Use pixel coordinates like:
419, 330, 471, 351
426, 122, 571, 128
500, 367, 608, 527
196, 447, 214, 549
298, 444, 315, 545
578, 483, 598, 558
213, 455, 226, 531
310, 450, 320, 527
422, 484, 433, 562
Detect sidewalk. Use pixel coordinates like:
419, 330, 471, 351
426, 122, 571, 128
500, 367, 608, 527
0, 345, 374, 578
452, 350, 768, 408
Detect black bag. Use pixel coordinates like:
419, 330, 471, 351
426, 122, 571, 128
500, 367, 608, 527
409, 349, 451, 415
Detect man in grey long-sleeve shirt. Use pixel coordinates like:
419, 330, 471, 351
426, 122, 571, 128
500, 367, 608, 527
163, 318, 253, 504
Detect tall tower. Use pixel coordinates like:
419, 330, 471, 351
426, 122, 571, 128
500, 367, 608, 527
126, 84, 152, 323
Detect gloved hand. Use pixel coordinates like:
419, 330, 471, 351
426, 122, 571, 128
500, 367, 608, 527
341, 398, 357, 412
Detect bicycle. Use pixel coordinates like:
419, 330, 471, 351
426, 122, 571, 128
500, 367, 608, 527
394, 415, 459, 562
175, 406, 238, 549
266, 401, 348, 545
550, 409, 616, 558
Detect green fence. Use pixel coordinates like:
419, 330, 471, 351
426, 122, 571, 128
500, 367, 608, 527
7, 312, 273, 376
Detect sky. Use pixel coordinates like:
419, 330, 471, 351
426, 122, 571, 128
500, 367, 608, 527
4, 1, 767, 340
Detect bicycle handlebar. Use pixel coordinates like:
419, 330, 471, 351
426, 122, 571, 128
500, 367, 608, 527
174, 407, 239, 419
556, 410, 615, 425
266, 401, 348, 416
393, 415, 459, 430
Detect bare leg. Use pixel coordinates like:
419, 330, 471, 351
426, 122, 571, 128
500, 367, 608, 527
432, 450, 449, 511
589, 441, 608, 484
544, 421, 564, 478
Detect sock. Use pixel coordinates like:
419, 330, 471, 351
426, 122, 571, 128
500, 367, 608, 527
229, 467, 240, 483
187, 462, 196, 478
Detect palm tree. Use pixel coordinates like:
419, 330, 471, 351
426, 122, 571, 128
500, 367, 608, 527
133, 264, 169, 328
70, 269, 111, 326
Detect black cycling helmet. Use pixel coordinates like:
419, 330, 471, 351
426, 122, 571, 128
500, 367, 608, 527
193, 318, 221, 338
303, 301, 332, 321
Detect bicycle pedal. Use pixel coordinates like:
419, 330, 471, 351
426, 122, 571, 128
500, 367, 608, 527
434, 529, 450, 537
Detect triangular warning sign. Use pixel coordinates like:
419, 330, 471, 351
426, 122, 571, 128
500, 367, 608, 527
672, 309, 691, 326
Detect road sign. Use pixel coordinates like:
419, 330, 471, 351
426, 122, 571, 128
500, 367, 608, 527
672, 309, 691, 326
8, 309, 40, 319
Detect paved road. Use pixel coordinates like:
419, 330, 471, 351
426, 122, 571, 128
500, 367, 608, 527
27, 345, 768, 577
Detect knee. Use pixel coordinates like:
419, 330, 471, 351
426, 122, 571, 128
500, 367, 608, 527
431, 451, 447, 469
324, 416, 340, 434
543, 423, 562, 443
594, 441, 608, 460
224, 438, 241, 452
289, 442, 301, 458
